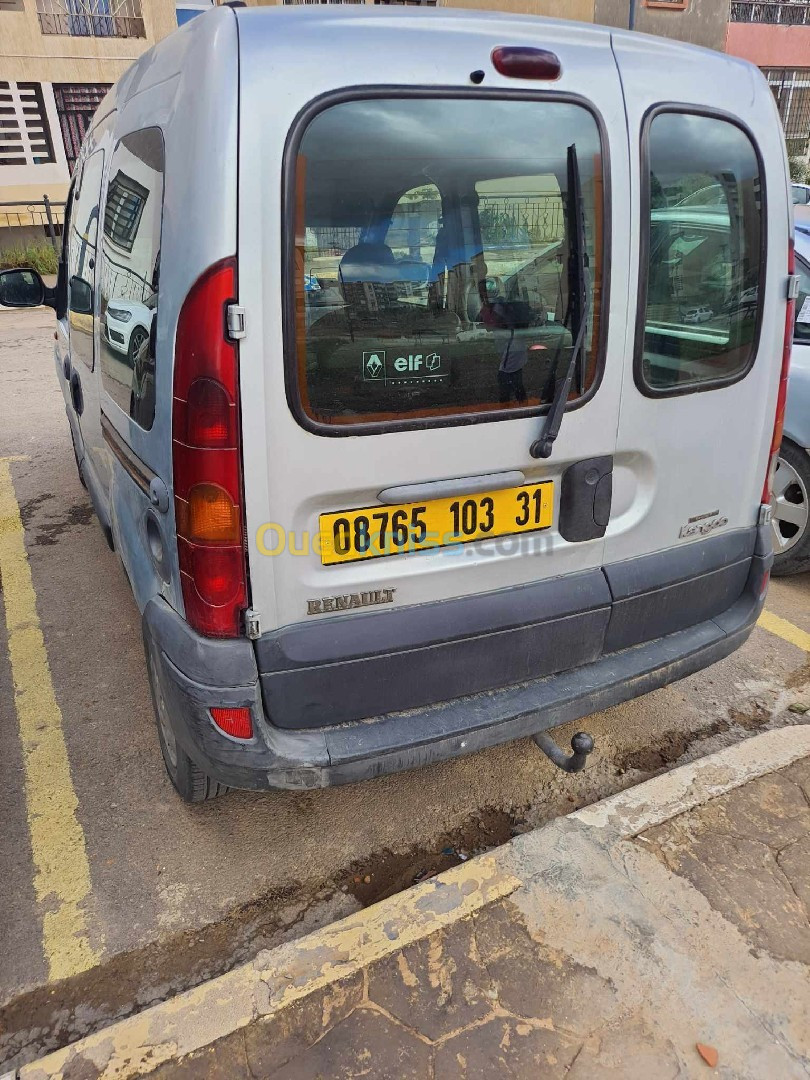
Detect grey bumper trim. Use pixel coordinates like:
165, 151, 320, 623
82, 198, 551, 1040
143, 545, 771, 792
143, 596, 257, 688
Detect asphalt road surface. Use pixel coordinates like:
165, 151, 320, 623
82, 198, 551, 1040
2, 306, 809, 1071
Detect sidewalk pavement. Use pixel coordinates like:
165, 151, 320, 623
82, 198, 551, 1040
16, 727, 810, 1080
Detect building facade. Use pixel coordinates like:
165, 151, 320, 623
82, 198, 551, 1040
250, 0, 727, 51
253, 0, 728, 52
4, 0, 808, 249
592, 0, 729, 51
0, 0, 177, 248
725, 0, 810, 162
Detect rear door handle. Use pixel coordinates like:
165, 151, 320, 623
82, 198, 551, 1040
558, 456, 613, 542
378, 471, 526, 504
70, 370, 83, 416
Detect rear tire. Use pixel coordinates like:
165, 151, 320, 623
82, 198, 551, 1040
144, 634, 229, 803
771, 439, 810, 577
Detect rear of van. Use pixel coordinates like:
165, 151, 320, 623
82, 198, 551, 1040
143, 7, 792, 799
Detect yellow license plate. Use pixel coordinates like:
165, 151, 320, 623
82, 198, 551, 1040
319, 482, 554, 566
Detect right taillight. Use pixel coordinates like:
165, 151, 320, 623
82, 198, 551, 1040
172, 258, 247, 638
762, 237, 796, 506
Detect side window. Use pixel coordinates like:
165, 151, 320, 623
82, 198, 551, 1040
67, 149, 105, 368
637, 111, 763, 394
99, 128, 165, 431
796, 257, 810, 346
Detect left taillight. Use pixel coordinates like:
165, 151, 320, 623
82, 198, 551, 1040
172, 258, 247, 638
762, 237, 796, 505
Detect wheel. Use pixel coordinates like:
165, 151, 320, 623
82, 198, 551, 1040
771, 439, 810, 577
144, 634, 229, 803
128, 324, 149, 366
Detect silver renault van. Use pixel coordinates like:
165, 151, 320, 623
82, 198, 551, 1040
0, 8, 796, 801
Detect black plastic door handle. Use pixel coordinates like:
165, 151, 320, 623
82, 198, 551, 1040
558, 456, 613, 542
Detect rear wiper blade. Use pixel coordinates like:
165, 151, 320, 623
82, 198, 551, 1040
530, 143, 588, 461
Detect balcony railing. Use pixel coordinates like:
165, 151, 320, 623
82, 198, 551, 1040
730, 1, 810, 24
0, 197, 65, 249
36, 0, 145, 37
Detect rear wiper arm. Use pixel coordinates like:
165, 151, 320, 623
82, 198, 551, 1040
530, 316, 587, 459
530, 143, 588, 461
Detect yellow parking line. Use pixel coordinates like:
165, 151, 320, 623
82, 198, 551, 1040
758, 610, 810, 653
0, 457, 102, 981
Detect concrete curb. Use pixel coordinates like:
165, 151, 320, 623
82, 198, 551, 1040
573, 724, 810, 835
17, 725, 810, 1080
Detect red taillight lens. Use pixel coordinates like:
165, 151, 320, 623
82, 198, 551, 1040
192, 546, 245, 606
173, 258, 247, 638
492, 46, 562, 81
186, 378, 235, 448
761, 238, 796, 504
210, 706, 253, 740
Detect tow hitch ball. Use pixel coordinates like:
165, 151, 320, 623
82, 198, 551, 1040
533, 731, 595, 774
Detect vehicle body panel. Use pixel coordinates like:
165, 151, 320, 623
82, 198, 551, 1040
9, 6, 789, 790
787, 230, 810, 451
237, 8, 634, 635
59, 9, 240, 616
603, 33, 788, 571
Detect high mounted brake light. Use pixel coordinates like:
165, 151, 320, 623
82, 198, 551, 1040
491, 46, 562, 81
173, 258, 247, 638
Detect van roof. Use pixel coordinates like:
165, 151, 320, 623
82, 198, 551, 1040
229, 4, 742, 63
97, 4, 759, 124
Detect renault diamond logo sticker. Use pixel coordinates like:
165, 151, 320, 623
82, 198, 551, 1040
361, 349, 448, 386
363, 351, 385, 380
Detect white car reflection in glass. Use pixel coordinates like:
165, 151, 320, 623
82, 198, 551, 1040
683, 306, 714, 324
104, 299, 153, 366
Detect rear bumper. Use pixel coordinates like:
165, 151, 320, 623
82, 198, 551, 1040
143, 530, 771, 792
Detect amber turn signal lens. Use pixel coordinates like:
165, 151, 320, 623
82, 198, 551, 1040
186, 483, 240, 543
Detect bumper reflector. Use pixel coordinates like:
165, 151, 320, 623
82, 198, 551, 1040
210, 706, 253, 740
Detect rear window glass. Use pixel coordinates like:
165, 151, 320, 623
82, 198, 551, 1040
290, 97, 606, 430
638, 111, 763, 394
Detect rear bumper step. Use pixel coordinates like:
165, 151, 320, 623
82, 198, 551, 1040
142, 533, 771, 792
